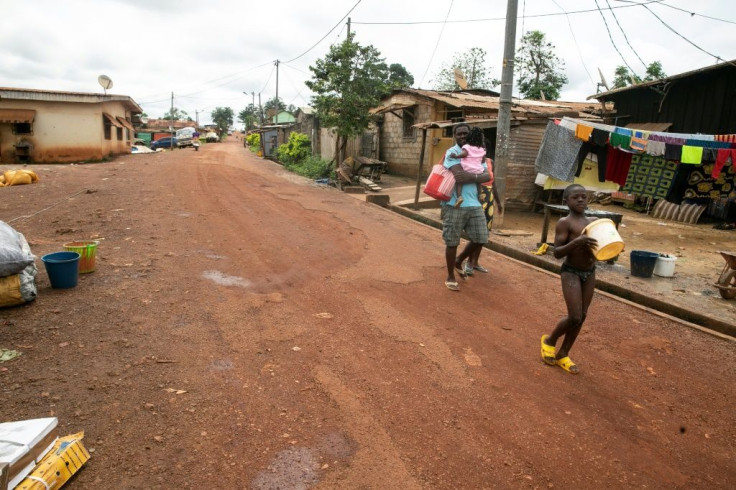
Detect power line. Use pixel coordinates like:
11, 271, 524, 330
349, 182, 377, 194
638, 2, 736, 68
283, 0, 362, 64
594, 0, 639, 78
605, 0, 648, 70
619, 0, 736, 26
551, 0, 595, 87
352, 0, 664, 25
417, 0, 454, 89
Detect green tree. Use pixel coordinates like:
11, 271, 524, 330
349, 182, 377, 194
305, 32, 389, 165
612, 61, 665, 89
238, 104, 258, 130
162, 107, 191, 121
211, 107, 234, 134
264, 97, 286, 113
515, 30, 568, 100
386, 63, 414, 89
431, 47, 497, 91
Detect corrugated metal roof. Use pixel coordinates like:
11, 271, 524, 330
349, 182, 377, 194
587, 58, 736, 100
0, 87, 142, 113
0, 109, 35, 123
103, 112, 122, 128
374, 88, 601, 118
116, 116, 135, 131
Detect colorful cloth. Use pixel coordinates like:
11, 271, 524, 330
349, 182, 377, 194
591, 128, 610, 146
664, 143, 682, 161
630, 136, 648, 152
609, 132, 631, 150
534, 121, 583, 182
680, 145, 704, 164
646, 140, 666, 156
682, 161, 736, 200
714, 149, 736, 178
622, 155, 679, 199
614, 127, 633, 137
575, 124, 594, 142
685, 139, 732, 149
649, 134, 687, 145
715, 134, 736, 143
605, 147, 634, 186
479, 184, 495, 230
546, 158, 619, 193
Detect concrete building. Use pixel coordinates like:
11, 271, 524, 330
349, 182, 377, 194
0, 87, 142, 163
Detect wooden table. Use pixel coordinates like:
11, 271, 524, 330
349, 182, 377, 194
539, 203, 623, 246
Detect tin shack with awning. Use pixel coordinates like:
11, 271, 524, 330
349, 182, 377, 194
371, 88, 602, 209
0, 87, 142, 163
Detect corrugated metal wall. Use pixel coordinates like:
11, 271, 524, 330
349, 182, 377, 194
319, 128, 376, 161
505, 122, 547, 209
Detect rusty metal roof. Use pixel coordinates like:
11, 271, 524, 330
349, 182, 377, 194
103, 112, 122, 128
116, 116, 135, 132
373, 88, 601, 118
0, 109, 35, 123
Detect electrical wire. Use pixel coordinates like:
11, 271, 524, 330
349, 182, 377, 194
551, 0, 595, 86
594, 0, 640, 78
605, 0, 648, 70
417, 0, 454, 89
351, 0, 664, 25
282, 0, 362, 64
638, 3, 736, 67
618, 0, 736, 26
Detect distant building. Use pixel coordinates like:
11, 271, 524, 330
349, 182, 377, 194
272, 111, 296, 124
0, 87, 141, 163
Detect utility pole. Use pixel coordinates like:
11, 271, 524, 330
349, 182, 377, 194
493, 0, 518, 226
275, 59, 280, 124
258, 92, 263, 125
170, 91, 174, 150
347, 17, 351, 38
195, 109, 199, 128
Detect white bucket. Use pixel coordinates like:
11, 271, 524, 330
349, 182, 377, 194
583, 218, 625, 261
654, 254, 677, 277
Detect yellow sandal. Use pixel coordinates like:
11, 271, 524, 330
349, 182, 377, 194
540, 335, 556, 366
556, 356, 579, 374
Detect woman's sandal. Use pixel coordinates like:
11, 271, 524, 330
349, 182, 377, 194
540, 335, 556, 366
455, 263, 468, 280
556, 356, 579, 374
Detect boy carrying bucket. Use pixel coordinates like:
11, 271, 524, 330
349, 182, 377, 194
541, 184, 598, 374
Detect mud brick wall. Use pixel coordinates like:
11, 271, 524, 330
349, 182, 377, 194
379, 104, 432, 177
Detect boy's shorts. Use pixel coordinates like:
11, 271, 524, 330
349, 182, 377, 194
442, 206, 489, 246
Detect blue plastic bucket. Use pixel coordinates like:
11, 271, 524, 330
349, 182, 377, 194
41, 251, 80, 288
630, 250, 659, 278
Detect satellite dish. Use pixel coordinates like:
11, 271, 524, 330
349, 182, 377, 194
453, 68, 468, 90
98, 74, 113, 94
597, 67, 610, 92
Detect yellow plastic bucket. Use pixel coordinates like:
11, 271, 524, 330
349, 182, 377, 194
583, 218, 624, 261
62, 240, 99, 273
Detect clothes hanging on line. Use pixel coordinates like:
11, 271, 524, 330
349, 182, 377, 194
535, 120, 583, 182
622, 155, 679, 199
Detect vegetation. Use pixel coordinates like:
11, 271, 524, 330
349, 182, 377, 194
612, 61, 667, 89
238, 104, 259, 130
277, 132, 311, 165
211, 107, 234, 135
432, 47, 498, 91
515, 30, 568, 100
161, 107, 192, 121
306, 32, 390, 165
385, 63, 414, 90
246, 132, 260, 151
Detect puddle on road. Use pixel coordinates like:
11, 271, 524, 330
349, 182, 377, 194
202, 270, 250, 288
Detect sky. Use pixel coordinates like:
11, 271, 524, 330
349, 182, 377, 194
1, 0, 735, 126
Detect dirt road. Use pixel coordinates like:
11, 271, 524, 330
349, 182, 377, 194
1, 138, 734, 488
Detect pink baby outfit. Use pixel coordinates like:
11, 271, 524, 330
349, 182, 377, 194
461, 144, 486, 175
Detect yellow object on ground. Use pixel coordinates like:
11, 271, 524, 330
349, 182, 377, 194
17, 432, 90, 490
532, 243, 549, 256
1, 169, 39, 187
0, 274, 24, 307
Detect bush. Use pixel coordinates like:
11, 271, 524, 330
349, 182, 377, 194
246, 133, 260, 152
276, 132, 311, 165
284, 155, 333, 179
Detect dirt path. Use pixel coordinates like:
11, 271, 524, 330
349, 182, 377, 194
1, 139, 735, 488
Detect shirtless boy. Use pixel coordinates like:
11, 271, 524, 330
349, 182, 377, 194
540, 184, 598, 374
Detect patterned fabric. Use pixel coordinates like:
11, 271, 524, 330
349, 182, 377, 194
715, 134, 736, 143
479, 184, 494, 231
682, 161, 736, 200
622, 155, 678, 199
535, 121, 583, 182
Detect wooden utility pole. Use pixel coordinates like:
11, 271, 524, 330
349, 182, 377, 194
275, 60, 280, 124
170, 92, 174, 150
493, 0, 518, 226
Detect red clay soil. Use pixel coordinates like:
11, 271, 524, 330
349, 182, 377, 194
1, 138, 734, 488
